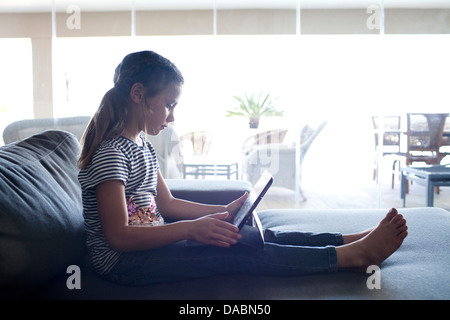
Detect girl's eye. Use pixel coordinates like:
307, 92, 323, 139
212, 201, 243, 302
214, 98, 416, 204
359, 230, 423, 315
166, 103, 176, 110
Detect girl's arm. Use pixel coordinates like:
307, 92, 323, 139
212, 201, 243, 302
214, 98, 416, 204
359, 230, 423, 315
155, 170, 247, 222
96, 179, 243, 252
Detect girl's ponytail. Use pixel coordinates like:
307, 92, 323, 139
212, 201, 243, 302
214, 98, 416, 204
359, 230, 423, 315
78, 86, 128, 169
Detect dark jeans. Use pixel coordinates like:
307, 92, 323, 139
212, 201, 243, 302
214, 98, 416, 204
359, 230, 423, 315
103, 227, 343, 286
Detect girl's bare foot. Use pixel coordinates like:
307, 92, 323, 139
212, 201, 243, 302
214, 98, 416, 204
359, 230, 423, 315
336, 208, 408, 271
341, 208, 400, 244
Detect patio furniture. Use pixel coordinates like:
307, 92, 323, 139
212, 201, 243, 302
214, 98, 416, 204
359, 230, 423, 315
406, 113, 449, 166
242, 129, 288, 156
243, 121, 327, 201
404, 113, 449, 194
442, 114, 450, 148
371, 115, 405, 188
183, 162, 239, 180
400, 164, 450, 207
179, 130, 240, 180
179, 131, 214, 156
146, 126, 184, 179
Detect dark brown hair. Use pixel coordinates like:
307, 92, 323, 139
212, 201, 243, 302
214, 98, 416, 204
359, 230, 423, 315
78, 51, 184, 169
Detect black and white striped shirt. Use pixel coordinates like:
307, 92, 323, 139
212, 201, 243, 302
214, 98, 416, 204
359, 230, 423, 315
78, 135, 162, 275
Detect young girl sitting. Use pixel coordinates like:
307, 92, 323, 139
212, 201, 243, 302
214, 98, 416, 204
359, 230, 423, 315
78, 50, 408, 286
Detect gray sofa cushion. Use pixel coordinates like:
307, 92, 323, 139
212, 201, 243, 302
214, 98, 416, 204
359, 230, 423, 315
0, 130, 86, 291
166, 179, 251, 205
257, 207, 450, 299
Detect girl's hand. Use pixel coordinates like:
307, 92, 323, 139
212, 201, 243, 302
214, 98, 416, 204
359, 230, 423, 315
223, 192, 249, 223
186, 212, 242, 247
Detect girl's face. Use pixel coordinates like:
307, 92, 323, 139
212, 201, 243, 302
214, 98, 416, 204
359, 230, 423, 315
143, 83, 182, 136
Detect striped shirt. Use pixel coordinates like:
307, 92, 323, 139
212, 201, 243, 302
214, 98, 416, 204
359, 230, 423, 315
78, 135, 162, 275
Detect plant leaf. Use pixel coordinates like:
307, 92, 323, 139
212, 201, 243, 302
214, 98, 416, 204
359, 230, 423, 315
225, 92, 283, 118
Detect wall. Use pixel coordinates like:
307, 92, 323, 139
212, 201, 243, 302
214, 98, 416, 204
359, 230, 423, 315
0, 8, 449, 118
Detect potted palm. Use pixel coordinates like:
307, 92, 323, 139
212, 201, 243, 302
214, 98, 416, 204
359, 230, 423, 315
225, 92, 283, 129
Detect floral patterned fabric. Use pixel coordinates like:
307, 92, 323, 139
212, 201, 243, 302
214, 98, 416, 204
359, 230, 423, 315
127, 193, 163, 225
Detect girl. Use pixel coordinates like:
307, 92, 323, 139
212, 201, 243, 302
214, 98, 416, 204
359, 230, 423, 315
78, 50, 408, 285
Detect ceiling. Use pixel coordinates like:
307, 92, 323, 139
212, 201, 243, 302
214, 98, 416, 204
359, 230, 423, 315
1, 0, 449, 13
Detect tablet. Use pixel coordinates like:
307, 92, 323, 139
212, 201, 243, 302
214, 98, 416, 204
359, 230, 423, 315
232, 171, 273, 229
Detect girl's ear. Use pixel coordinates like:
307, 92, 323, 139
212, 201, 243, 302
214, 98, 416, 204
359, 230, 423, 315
129, 82, 145, 104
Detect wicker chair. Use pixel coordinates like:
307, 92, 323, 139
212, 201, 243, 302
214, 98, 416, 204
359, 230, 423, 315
242, 122, 327, 201
179, 131, 214, 156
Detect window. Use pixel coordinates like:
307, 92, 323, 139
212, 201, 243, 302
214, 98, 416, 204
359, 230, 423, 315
0, 38, 33, 145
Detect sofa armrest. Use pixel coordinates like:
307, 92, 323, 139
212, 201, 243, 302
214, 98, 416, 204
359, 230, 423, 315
0, 130, 86, 294
165, 179, 252, 205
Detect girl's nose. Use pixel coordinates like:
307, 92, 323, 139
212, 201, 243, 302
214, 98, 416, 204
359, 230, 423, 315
167, 110, 175, 123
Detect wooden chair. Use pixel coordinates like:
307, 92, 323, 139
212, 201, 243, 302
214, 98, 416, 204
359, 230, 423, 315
179, 131, 214, 156
242, 129, 288, 156
405, 113, 449, 194
406, 113, 448, 166
441, 114, 450, 148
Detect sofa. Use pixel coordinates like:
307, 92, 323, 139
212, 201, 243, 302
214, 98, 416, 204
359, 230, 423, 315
2, 116, 91, 145
1, 130, 450, 300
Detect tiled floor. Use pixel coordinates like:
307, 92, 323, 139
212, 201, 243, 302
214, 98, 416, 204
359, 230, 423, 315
257, 166, 450, 212
258, 182, 450, 211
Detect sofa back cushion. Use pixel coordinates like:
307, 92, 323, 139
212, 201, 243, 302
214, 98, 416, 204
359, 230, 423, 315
0, 130, 86, 291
